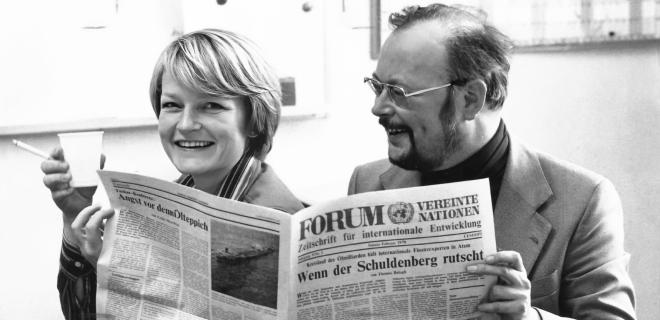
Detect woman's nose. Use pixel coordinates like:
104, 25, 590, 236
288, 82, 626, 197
176, 107, 202, 131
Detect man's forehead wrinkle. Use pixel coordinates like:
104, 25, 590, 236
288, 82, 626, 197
373, 44, 409, 85
374, 63, 417, 86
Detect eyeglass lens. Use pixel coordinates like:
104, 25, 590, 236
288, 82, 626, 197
366, 78, 408, 106
367, 79, 383, 95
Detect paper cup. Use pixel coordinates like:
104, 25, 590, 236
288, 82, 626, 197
58, 131, 104, 187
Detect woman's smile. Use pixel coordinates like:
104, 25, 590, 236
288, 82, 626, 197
174, 139, 215, 149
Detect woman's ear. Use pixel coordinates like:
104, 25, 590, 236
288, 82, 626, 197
458, 79, 487, 120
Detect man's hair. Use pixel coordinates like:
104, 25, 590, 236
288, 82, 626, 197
389, 4, 513, 109
149, 28, 281, 160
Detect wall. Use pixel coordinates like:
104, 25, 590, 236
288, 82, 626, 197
0, 0, 180, 128
0, 1, 658, 319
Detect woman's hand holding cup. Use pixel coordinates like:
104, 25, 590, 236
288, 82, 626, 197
41, 146, 105, 246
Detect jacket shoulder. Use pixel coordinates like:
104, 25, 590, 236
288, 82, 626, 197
348, 159, 391, 194
355, 158, 392, 175
535, 150, 608, 194
245, 163, 304, 214
529, 148, 623, 237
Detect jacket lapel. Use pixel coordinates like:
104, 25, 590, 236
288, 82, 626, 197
494, 138, 553, 275
378, 138, 554, 275
380, 165, 422, 190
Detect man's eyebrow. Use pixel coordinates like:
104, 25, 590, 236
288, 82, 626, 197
372, 73, 401, 86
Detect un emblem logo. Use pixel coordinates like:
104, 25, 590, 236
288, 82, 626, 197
387, 202, 414, 224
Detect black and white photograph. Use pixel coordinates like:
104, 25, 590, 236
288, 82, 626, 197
1, 0, 658, 319
210, 220, 280, 309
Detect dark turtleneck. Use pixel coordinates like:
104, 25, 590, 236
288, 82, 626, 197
421, 120, 510, 207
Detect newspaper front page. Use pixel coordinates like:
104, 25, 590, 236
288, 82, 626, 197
96, 171, 292, 320
290, 179, 496, 320
96, 171, 496, 320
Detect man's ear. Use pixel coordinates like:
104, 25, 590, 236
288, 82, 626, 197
457, 79, 487, 120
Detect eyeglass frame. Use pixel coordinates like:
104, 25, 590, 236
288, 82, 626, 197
363, 77, 453, 100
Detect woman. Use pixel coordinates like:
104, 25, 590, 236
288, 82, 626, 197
41, 29, 303, 319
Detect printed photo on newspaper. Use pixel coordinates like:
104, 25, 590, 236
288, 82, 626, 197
95, 170, 497, 320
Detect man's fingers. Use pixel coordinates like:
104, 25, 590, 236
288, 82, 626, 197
467, 263, 528, 288
469, 251, 534, 318
488, 284, 529, 302
486, 251, 526, 273
476, 313, 500, 320
468, 263, 514, 279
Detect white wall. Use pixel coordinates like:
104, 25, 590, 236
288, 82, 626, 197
0, 1, 658, 319
0, 0, 180, 128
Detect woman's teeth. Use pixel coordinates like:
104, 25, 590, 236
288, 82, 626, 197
175, 141, 213, 148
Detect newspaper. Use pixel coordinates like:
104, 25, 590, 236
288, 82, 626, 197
96, 170, 497, 320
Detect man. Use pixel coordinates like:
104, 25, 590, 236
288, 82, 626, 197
349, 4, 636, 319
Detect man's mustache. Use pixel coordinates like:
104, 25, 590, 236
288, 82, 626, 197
379, 117, 408, 130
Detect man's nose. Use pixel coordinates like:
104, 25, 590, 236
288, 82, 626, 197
176, 107, 201, 131
371, 90, 394, 117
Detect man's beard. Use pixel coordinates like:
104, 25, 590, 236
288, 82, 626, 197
390, 96, 460, 172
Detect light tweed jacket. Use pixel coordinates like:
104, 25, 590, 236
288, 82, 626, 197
348, 138, 636, 320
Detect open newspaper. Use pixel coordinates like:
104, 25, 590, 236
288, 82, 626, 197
96, 171, 497, 320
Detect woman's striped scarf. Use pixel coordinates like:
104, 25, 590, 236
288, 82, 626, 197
178, 151, 261, 201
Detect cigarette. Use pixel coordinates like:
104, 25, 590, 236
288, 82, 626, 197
12, 139, 50, 159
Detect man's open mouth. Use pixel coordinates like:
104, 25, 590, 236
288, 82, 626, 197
380, 118, 411, 136
387, 127, 410, 135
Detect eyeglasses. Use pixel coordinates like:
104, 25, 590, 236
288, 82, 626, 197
364, 77, 453, 105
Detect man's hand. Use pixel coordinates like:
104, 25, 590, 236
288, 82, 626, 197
467, 251, 539, 320
41, 147, 105, 221
71, 205, 115, 267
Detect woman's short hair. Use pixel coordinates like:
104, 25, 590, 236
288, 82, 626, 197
149, 28, 282, 160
